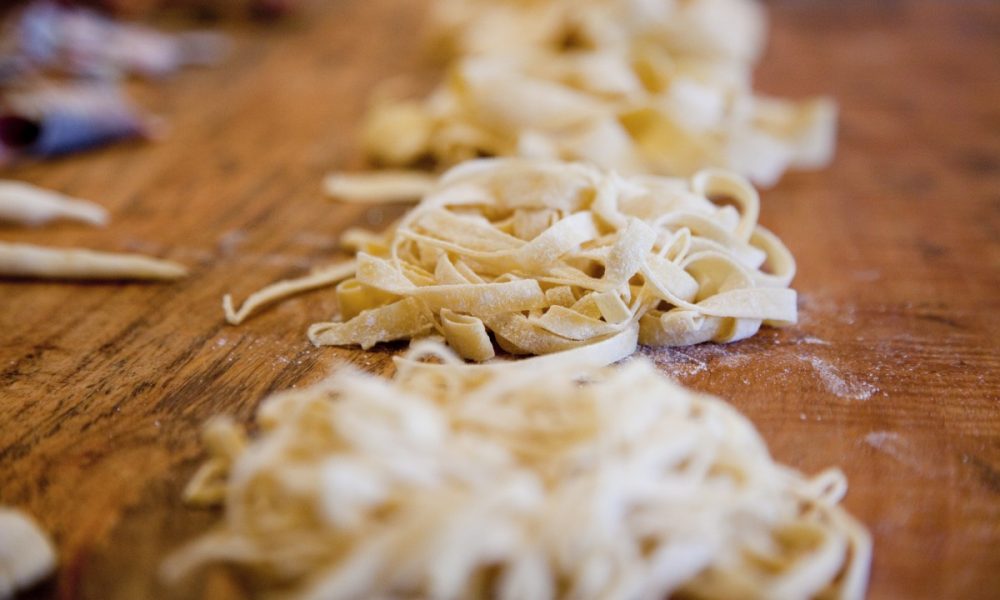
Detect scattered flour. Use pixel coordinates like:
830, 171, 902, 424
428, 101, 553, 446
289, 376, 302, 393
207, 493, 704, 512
217, 229, 247, 256
852, 269, 882, 282
294, 232, 339, 250
863, 431, 948, 478
127, 233, 312, 268
640, 339, 879, 404
805, 357, 877, 401
366, 207, 385, 226
122, 239, 213, 262
256, 254, 313, 269
639, 345, 739, 378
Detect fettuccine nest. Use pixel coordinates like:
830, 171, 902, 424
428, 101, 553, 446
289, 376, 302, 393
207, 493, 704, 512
166, 343, 871, 599
227, 159, 797, 365
363, 0, 836, 187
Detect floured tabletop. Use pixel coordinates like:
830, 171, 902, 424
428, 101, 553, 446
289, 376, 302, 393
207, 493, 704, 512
1, 1, 998, 598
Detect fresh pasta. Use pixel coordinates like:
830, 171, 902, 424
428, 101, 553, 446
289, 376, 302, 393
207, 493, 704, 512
0, 180, 189, 282
228, 158, 796, 364
0, 242, 188, 281
0, 180, 108, 227
165, 343, 871, 600
0, 508, 56, 600
323, 171, 437, 204
361, 0, 835, 187
427, 0, 768, 67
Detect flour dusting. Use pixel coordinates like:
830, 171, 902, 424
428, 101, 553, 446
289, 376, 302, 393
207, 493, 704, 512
639, 344, 751, 379
217, 229, 247, 256
294, 232, 338, 250
806, 357, 877, 401
864, 431, 947, 478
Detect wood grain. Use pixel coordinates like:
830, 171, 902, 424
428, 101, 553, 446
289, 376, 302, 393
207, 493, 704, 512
1, 1, 998, 598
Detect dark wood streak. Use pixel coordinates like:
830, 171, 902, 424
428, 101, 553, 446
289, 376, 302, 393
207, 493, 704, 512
964, 453, 1000, 496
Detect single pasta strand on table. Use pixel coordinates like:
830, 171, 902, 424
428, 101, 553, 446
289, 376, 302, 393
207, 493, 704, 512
226, 158, 797, 365
323, 171, 437, 204
164, 343, 871, 600
0, 180, 108, 227
0, 180, 188, 282
0, 242, 187, 281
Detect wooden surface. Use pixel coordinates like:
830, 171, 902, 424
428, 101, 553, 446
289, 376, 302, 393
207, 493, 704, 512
1, 1, 998, 598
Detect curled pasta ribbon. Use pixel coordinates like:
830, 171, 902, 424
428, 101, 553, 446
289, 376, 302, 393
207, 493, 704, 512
167, 346, 871, 600
226, 158, 796, 364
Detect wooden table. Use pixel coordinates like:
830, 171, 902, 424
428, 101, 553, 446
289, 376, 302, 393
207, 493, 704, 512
1, 1, 998, 598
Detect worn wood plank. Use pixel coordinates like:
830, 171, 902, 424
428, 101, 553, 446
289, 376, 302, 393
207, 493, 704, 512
1, 1, 998, 598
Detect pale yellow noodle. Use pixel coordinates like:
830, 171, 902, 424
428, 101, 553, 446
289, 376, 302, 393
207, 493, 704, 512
165, 344, 871, 600
358, 0, 835, 187
225, 159, 797, 365
0, 242, 186, 281
0, 508, 57, 599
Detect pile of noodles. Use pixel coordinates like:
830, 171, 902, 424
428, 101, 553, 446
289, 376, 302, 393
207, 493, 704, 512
166, 342, 871, 600
361, 0, 836, 187
230, 159, 797, 364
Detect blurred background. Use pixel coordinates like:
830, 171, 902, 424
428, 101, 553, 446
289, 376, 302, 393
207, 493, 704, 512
0, 0, 307, 166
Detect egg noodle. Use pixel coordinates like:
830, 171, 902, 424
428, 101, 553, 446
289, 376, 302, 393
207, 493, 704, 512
166, 341, 871, 600
361, 0, 835, 187
0, 242, 188, 281
0, 508, 56, 600
428, 0, 769, 66
0, 180, 187, 281
227, 159, 796, 363
0, 180, 108, 227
